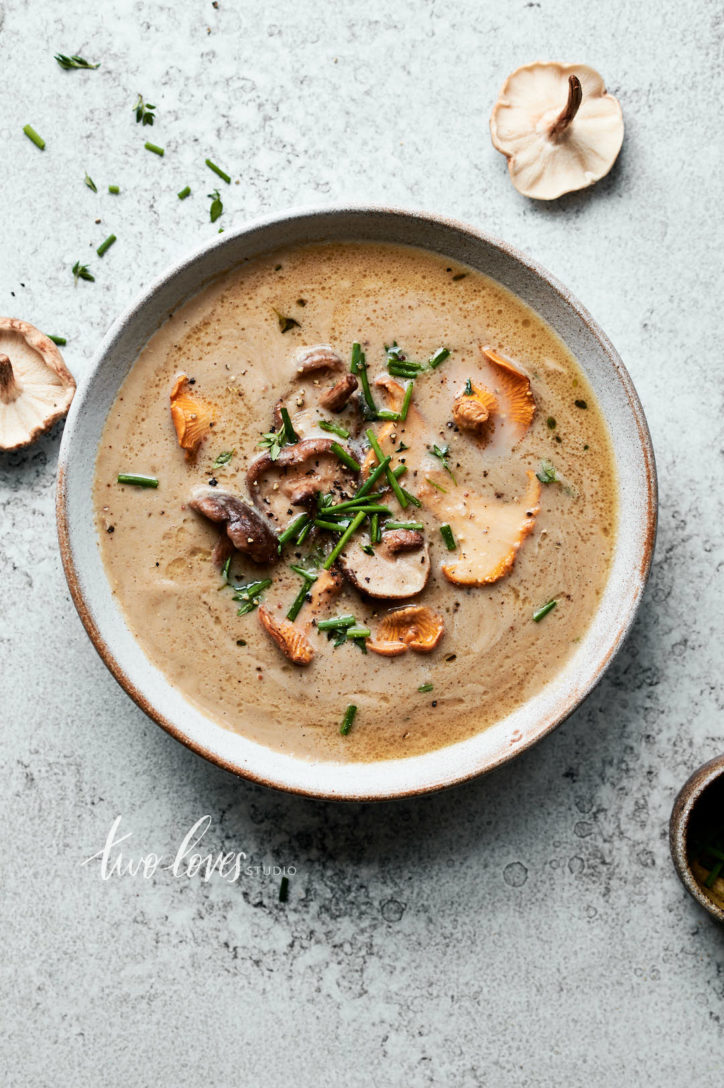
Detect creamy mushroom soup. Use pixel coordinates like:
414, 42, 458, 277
94, 242, 617, 761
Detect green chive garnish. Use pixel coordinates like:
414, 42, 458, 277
440, 523, 456, 550
286, 568, 317, 622
323, 510, 366, 569
232, 579, 272, 615
279, 406, 298, 444
144, 141, 164, 156
351, 342, 378, 418
400, 381, 414, 421
330, 442, 360, 473
108, 185, 120, 194
96, 234, 116, 258
47, 335, 67, 346
314, 518, 351, 532
370, 513, 380, 544
355, 455, 391, 499
346, 626, 370, 639
426, 477, 447, 493
339, 704, 357, 736
206, 158, 231, 183
177, 185, 191, 200
377, 408, 401, 422
84, 173, 97, 193
318, 419, 350, 439
428, 347, 450, 369
316, 615, 355, 631
384, 520, 423, 531
418, 682, 434, 693
464, 377, 473, 395
23, 124, 45, 150
117, 473, 158, 488
533, 599, 557, 622
366, 428, 408, 509
54, 54, 100, 70
277, 512, 309, 549
387, 362, 423, 379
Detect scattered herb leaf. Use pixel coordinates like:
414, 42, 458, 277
72, 260, 94, 283
547, 416, 557, 430
440, 523, 456, 550
208, 189, 223, 222
274, 308, 300, 334
84, 173, 97, 193
232, 579, 272, 616
430, 443, 457, 483
108, 184, 120, 194
133, 94, 156, 126
464, 377, 473, 395
536, 459, 558, 484
55, 54, 100, 70
213, 449, 235, 467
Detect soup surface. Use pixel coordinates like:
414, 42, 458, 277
94, 241, 616, 762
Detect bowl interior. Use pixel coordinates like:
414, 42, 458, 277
57, 206, 657, 799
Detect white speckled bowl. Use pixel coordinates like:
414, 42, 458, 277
56, 206, 657, 800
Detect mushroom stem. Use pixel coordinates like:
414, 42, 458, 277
548, 75, 582, 140
0, 354, 21, 405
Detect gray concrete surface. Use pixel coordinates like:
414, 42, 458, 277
1, 1, 723, 1084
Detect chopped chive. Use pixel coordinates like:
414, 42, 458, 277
144, 141, 164, 156
47, 334, 67, 346
384, 520, 423, 531
318, 419, 350, 439
96, 233, 116, 258
177, 185, 191, 200
346, 626, 370, 639
206, 158, 231, 183
287, 569, 317, 622
330, 442, 360, 473
279, 875, 289, 902
370, 512, 380, 544
350, 343, 378, 418
440, 523, 456, 550
296, 521, 312, 546
401, 487, 421, 508
426, 477, 447, 493
360, 543, 375, 555
391, 464, 407, 478
108, 184, 120, 194
387, 363, 424, 379
377, 409, 401, 422
400, 381, 414, 421
533, 599, 557, 623
428, 347, 450, 369
366, 428, 408, 509
323, 510, 366, 569
279, 406, 299, 444
277, 513, 309, 549
117, 473, 158, 488
355, 455, 391, 499
314, 518, 351, 532
213, 449, 235, 467
317, 615, 356, 631
54, 53, 100, 70
339, 703, 357, 736
418, 682, 434, 693
430, 443, 457, 484
84, 173, 97, 193
23, 124, 45, 150
232, 578, 272, 615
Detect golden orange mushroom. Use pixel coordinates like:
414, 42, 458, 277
170, 373, 217, 459
367, 605, 445, 657
481, 346, 535, 442
258, 606, 315, 665
452, 381, 498, 435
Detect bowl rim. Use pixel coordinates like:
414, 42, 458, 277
669, 754, 724, 923
56, 202, 658, 801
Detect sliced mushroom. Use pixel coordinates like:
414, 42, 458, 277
189, 487, 278, 565
247, 438, 358, 527
0, 317, 75, 450
420, 471, 541, 586
338, 533, 430, 600
452, 382, 498, 435
319, 373, 359, 412
294, 345, 344, 376
170, 373, 217, 459
258, 606, 315, 665
383, 529, 425, 555
367, 606, 445, 657
480, 346, 535, 443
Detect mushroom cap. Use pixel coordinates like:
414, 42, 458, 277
490, 62, 624, 200
367, 605, 445, 656
170, 373, 217, 459
452, 381, 498, 436
338, 533, 430, 600
189, 487, 279, 565
247, 437, 358, 527
481, 346, 536, 444
0, 317, 75, 450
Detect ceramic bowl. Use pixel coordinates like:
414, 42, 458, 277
56, 205, 657, 800
670, 755, 724, 923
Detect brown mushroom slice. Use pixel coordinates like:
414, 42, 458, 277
338, 533, 430, 600
421, 471, 541, 586
189, 487, 278, 565
452, 382, 498, 436
258, 606, 315, 666
293, 345, 344, 377
481, 346, 535, 443
367, 605, 445, 656
319, 373, 359, 412
247, 438, 358, 526
0, 318, 75, 450
170, 373, 217, 459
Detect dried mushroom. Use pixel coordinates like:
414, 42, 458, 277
170, 373, 216, 459
490, 62, 624, 200
0, 317, 75, 450
247, 437, 358, 526
367, 606, 445, 657
258, 605, 315, 665
189, 487, 278, 564
338, 532, 430, 600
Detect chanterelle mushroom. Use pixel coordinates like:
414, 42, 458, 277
367, 605, 445, 657
338, 532, 430, 600
0, 317, 75, 450
490, 62, 624, 200
170, 374, 217, 459
258, 606, 315, 666
247, 438, 358, 526
189, 487, 278, 565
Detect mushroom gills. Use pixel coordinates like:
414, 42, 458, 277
0, 319, 75, 450
338, 532, 430, 600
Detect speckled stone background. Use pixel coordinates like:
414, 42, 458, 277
1, 1, 723, 1084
